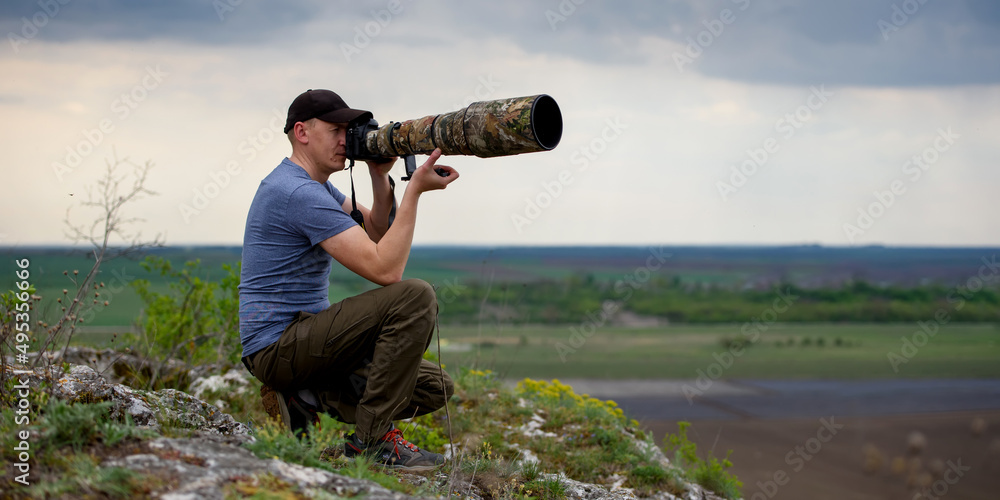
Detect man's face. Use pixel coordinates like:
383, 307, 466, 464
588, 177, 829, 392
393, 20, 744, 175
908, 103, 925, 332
304, 119, 349, 173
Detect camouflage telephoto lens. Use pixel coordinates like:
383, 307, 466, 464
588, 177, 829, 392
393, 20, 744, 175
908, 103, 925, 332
364, 94, 562, 159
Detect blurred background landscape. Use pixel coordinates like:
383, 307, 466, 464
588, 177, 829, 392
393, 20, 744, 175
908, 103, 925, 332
3, 0, 999, 497
3, 244, 998, 498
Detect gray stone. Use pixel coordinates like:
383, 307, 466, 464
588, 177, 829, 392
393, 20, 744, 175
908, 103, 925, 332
11, 363, 250, 435
543, 472, 639, 499
104, 437, 416, 499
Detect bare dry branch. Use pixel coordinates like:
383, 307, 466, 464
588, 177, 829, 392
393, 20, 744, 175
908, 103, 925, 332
35, 152, 164, 367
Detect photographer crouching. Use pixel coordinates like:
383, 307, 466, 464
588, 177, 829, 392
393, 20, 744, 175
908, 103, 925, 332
238, 89, 457, 470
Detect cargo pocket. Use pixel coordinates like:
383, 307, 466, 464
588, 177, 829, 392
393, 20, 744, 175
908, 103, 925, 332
266, 318, 305, 389
306, 302, 376, 359
286, 309, 327, 360
273, 354, 295, 390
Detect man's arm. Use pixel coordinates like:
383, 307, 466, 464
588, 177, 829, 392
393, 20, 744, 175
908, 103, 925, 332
323, 149, 457, 285
341, 158, 397, 243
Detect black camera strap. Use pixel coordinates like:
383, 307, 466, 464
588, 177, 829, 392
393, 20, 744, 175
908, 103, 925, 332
348, 158, 397, 232
385, 175, 397, 227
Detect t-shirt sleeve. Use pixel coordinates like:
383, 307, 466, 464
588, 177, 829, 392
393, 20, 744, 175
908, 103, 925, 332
286, 182, 357, 246
327, 182, 347, 205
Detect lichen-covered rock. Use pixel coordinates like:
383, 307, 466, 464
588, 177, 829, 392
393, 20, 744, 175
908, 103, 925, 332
187, 368, 252, 411
188, 368, 250, 397
543, 472, 639, 499
103, 437, 416, 499
139, 388, 250, 435
11, 363, 249, 435
55, 346, 201, 387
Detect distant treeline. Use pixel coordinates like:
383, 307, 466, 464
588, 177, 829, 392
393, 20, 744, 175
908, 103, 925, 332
435, 275, 1000, 324
9, 249, 996, 327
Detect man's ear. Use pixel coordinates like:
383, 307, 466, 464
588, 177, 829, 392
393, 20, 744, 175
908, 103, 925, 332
293, 121, 309, 144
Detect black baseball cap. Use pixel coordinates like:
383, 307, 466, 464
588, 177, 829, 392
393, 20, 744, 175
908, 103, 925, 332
283, 89, 372, 134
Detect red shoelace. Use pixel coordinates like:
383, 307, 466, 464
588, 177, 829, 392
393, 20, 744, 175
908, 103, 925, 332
381, 428, 419, 456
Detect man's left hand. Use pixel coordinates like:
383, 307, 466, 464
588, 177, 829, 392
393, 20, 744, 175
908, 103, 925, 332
366, 157, 397, 177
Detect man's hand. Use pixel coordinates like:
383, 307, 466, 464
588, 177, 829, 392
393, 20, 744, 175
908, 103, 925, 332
322, 149, 458, 286
408, 149, 458, 194
365, 157, 397, 178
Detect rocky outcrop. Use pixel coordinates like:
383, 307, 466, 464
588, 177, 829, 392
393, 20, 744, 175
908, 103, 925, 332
55, 345, 219, 388
103, 436, 415, 499
7, 351, 735, 499
21, 363, 249, 435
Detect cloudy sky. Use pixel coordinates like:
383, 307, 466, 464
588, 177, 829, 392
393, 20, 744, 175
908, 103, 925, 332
2, 0, 998, 247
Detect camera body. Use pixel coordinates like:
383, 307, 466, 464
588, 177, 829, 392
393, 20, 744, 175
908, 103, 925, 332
345, 117, 391, 163
345, 117, 420, 179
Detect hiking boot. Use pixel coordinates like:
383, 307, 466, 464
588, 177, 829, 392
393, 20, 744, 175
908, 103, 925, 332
344, 426, 445, 471
275, 390, 320, 439
260, 384, 281, 421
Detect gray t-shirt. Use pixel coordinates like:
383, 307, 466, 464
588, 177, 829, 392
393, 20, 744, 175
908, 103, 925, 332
238, 158, 357, 358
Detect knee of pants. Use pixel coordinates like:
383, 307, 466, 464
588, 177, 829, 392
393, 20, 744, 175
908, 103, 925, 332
398, 278, 437, 310
396, 279, 438, 336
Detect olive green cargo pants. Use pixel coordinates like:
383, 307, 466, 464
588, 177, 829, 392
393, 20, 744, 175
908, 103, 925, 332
244, 279, 453, 441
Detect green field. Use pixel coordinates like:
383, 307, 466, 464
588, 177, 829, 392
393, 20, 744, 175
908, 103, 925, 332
434, 323, 1000, 380
6, 245, 999, 326
69, 322, 1000, 380
6, 246, 998, 381
54, 322, 1000, 381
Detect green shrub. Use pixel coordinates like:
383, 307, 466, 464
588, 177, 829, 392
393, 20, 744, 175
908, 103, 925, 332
664, 421, 742, 500
128, 257, 241, 379
27, 454, 148, 498
38, 400, 153, 454
522, 477, 566, 499
244, 415, 347, 472
40, 400, 112, 452
400, 414, 448, 451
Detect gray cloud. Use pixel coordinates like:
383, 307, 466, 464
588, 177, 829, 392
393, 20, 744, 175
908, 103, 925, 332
434, 0, 1000, 86
0, 0, 322, 45
689, 0, 1000, 86
3, 0, 998, 86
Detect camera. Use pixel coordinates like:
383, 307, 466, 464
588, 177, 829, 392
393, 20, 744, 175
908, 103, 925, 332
344, 94, 562, 180
345, 117, 391, 164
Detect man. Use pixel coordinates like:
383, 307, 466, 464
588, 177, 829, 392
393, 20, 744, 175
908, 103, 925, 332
238, 89, 458, 470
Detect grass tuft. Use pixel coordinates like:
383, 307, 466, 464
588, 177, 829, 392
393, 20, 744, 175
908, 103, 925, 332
665, 421, 743, 499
